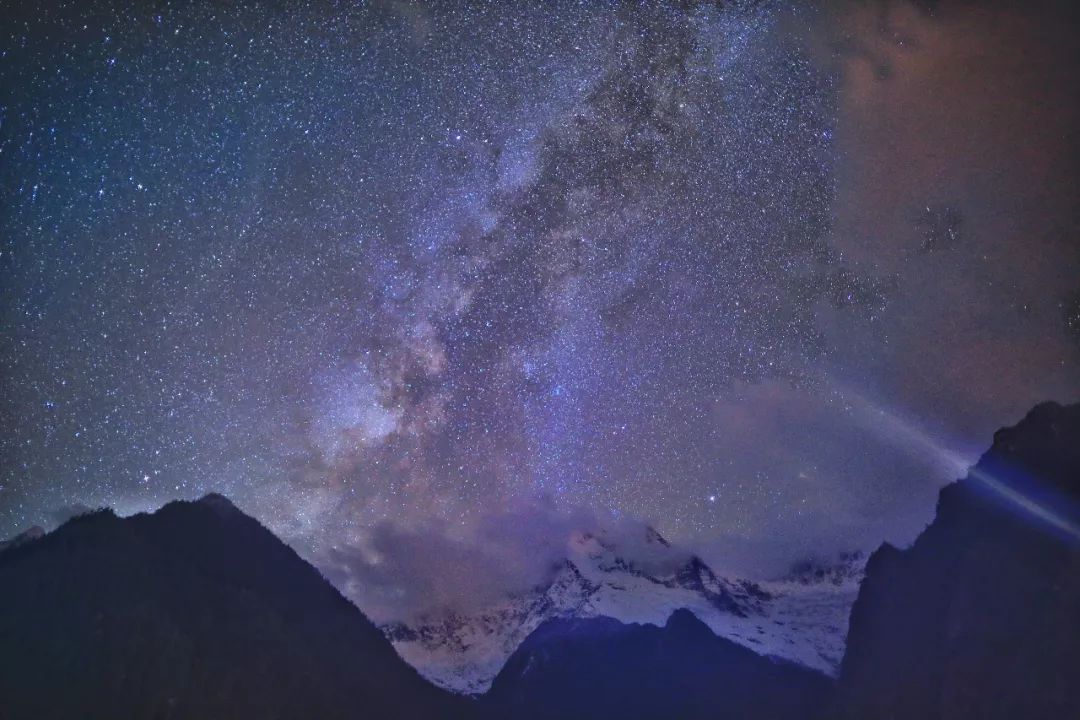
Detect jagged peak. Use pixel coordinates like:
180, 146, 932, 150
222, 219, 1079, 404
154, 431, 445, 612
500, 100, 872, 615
984, 400, 1079, 479
780, 550, 867, 586
678, 554, 712, 579
941, 400, 1080, 541
665, 607, 708, 631
644, 525, 671, 547
552, 557, 586, 579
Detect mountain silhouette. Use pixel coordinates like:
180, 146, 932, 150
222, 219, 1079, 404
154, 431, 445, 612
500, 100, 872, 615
3, 400, 1079, 719
835, 401, 1080, 719
481, 608, 832, 720
0, 493, 470, 720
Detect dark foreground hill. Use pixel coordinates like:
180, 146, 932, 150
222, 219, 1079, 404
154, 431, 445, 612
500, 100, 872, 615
481, 609, 832, 720
2, 401, 1079, 719
0, 492, 831, 720
0, 494, 470, 720
834, 401, 1080, 719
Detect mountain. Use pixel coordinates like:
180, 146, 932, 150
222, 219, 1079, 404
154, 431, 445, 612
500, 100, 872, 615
834, 401, 1080, 719
781, 550, 866, 587
383, 526, 863, 694
479, 609, 833, 720
3, 401, 1077, 719
0, 493, 470, 720
0, 524, 44, 553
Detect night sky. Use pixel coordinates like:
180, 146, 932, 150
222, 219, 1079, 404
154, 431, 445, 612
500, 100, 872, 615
2, 0, 1078, 621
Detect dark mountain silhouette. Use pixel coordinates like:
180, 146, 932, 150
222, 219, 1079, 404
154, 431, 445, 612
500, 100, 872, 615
834, 401, 1080, 719
3, 400, 1078, 719
0, 524, 44, 552
480, 609, 832, 720
0, 493, 470, 720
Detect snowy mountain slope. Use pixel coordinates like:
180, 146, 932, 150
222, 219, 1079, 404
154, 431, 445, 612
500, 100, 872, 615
382, 528, 864, 694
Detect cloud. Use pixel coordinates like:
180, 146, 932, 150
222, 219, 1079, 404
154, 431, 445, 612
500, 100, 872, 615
318, 498, 628, 623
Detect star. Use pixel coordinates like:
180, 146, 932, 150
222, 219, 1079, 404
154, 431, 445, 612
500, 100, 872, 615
0, 0, 1076, 628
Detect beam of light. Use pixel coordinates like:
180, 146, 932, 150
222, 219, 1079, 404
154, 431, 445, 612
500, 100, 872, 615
836, 385, 1080, 544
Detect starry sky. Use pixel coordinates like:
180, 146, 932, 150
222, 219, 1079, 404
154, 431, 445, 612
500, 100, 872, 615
2, 0, 1078, 621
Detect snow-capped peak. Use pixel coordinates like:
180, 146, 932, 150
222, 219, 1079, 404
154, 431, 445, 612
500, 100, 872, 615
382, 529, 866, 695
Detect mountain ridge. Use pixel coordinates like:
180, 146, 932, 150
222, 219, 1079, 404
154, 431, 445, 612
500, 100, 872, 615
480, 606, 833, 720
383, 524, 863, 694
834, 400, 1080, 719
0, 494, 470, 720
5, 400, 1078, 718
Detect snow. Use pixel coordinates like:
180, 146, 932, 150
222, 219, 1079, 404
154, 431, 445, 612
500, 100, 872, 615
383, 529, 864, 695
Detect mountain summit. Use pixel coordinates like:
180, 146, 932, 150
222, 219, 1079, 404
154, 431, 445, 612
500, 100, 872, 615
480, 609, 832, 720
835, 401, 1080, 719
384, 524, 862, 694
0, 496, 469, 720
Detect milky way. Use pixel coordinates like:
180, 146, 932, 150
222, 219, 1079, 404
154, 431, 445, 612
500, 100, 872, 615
2, 0, 1078, 619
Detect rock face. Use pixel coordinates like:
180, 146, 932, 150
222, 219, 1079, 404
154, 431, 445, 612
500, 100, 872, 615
480, 609, 833, 720
0, 494, 470, 720
835, 401, 1080, 719
384, 527, 863, 694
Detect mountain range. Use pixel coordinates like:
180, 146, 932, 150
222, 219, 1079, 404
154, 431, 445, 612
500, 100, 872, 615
383, 526, 863, 694
2, 400, 1078, 718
